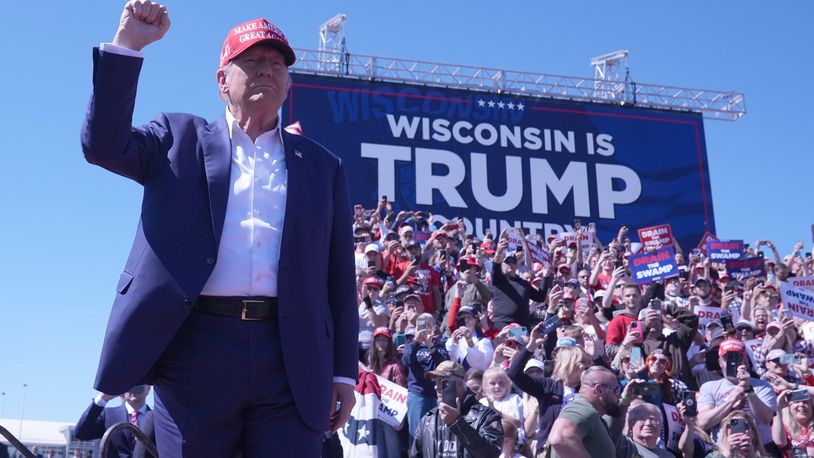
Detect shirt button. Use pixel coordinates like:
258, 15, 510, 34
206, 257, 215, 265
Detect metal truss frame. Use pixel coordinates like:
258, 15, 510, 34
292, 49, 746, 121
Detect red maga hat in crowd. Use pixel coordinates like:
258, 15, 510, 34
220, 18, 296, 68
719, 338, 746, 356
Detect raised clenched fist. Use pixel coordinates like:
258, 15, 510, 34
112, 0, 171, 51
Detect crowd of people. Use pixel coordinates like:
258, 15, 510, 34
352, 197, 814, 458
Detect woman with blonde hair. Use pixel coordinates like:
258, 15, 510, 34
771, 389, 814, 457
506, 322, 591, 456
705, 410, 769, 458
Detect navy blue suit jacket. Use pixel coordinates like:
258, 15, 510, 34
74, 403, 151, 458
80, 49, 359, 431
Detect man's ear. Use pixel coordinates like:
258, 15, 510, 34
216, 67, 228, 95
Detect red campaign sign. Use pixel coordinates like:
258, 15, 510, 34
637, 224, 673, 250
697, 231, 718, 254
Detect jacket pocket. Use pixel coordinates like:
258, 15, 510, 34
117, 271, 134, 294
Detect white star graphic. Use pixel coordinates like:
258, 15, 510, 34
517, 102, 525, 111
487, 100, 495, 108
477, 99, 486, 107
358, 423, 369, 440
507, 102, 516, 110
497, 101, 505, 109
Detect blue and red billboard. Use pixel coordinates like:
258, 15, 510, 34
283, 73, 715, 249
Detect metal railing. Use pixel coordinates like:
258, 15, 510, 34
0, 425, 35, 458
291, 49, 747, 121
100, 422, 158, 457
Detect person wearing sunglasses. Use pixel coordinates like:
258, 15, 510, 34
548, 366, 644, 458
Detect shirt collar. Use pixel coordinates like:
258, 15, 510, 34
224, 108, 284, 146
124, 402, 148, 416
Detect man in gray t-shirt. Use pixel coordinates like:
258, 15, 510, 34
697, 338, 777, 445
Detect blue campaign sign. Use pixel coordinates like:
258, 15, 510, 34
726, 256, 767, 279
629, 246, 679, 285
283, 74, 715, 249
707, 240, 744, 261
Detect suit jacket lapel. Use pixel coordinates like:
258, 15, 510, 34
201, 117, 231, 247
280, 130, 304, 257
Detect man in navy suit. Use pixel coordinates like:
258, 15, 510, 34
74, 386, 151, 458
81, 1, 358, 456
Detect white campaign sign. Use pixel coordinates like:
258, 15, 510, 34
694, 306, 722, 329
781, 281, 814, 322
374, 373, 409, 428
790, 276, 814, 291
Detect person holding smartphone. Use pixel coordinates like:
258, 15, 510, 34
771, 389, 814, 457
706, 411, 769, 457
697, 338, 778, 453
410, 361, 504, 458
402, 313, 449, 446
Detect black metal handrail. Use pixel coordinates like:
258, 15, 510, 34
0, 425, 35, 458
99, 422, 158, 457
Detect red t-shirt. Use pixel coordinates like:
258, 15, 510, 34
393, 261, 440, 314
605, 313, 636, 346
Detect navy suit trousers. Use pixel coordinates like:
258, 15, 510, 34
152, 312, 321, 457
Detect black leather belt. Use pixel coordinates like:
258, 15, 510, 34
193, 296, 279, 321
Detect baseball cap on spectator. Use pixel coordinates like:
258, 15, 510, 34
735, 320, 754, 332
395, 285, 414, 297
719, 338, 746, 356
404, 325, 416, 337
457, 256, 480, 272
403, 293, 423, 304
362, 277, 383, 289
766, 348, 786, 362
708, 326, 725, 341
457, 305, 477, 317
764, 284, 777, 292
353, 223, 371, 234
424, 360, 466, 380
503, 255, 518, 265
364, 243, 380, 254
373, 327, 392, 339
524, 359, 546, 374
429, 230, 448, 241
551, 337, 577, 357
384, 231, 399, 241
766, 321, 783, 334
220, 18, 296, 68
557, 264, 571, 273
694, 277, 710, 286
481, 241, 496, 254
399, 225, 414, 237
593, 290, 606, 301
567, 242, 577, 249
564, 279, 580, 288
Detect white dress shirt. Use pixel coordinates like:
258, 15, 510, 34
200, 109, 287, 297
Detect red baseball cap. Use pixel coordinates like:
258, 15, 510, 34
719, 338, 746, 356
373, 327, 392, 339
220, 18, 296, 68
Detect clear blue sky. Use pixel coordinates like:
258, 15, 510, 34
0, 1, 811, 423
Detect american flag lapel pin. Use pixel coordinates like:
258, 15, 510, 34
294, 150, 303, 159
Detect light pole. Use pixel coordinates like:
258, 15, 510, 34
1, 391, 5, 417
18, 384, 28, 441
